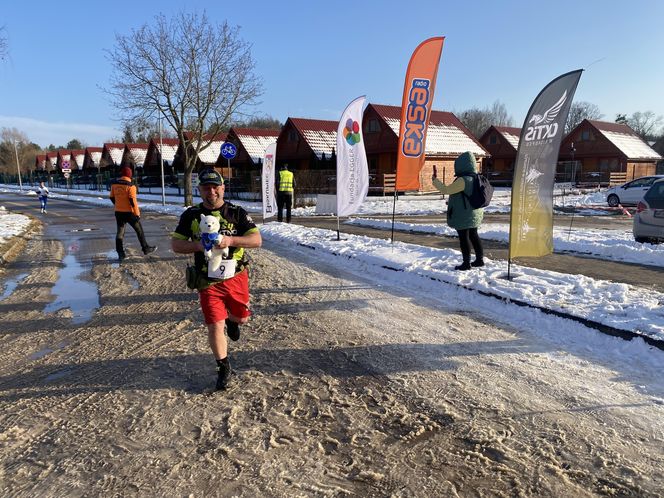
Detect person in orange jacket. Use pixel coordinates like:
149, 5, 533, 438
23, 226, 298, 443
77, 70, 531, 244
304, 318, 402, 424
109, 166, 156, 261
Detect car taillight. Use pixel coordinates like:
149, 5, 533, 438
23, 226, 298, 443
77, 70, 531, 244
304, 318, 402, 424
636, 201, 647, 213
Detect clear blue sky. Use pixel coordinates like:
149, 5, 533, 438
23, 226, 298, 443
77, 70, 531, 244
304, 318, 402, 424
1, 0, 663, 148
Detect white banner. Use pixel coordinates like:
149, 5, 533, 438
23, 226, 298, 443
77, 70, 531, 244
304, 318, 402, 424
336, 96, 369, 216
261, 142, 278, 219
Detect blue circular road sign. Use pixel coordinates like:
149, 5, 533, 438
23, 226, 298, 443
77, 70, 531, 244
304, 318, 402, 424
220, 142, 237, 160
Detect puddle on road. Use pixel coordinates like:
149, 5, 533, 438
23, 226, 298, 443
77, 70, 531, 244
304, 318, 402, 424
45, 367, 74, 382
29, 341, 69, 361
30, 347, 54, 360
106, 250, 140, 289
107, 250, 120, 269
0, 272, 28, 301
44, 247, 100, 324
127, 274, 140, 290
40, 241, 140, 325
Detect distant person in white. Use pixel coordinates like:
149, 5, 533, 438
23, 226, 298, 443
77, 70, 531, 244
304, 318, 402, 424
36, 182, 49, 214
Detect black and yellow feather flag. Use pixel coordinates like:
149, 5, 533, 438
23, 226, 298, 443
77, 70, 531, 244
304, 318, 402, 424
509, 70, 583, 259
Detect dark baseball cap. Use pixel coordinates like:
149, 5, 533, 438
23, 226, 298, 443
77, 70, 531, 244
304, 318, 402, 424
198, 169, 224, 185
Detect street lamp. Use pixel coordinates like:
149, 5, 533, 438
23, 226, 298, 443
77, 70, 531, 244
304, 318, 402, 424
158, 116, 166, 206
570, 142, 577, 185
13, 140, 23, 192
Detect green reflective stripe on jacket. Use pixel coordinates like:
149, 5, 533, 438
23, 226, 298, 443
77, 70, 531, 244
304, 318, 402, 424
278, 170, 294, 192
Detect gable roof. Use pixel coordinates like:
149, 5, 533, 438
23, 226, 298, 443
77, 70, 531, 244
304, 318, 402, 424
35, 155, 47, 169
125, 143, 149, 166
289, 118, 338, 159
369, 104, 487, 156
587, 120, 661, 160
478, 125, 521, 152
230, 127, 280, 163
85, 147, 103, 166
70, 149, 86, 169
493, 126, 521, 149
148, 137, 179, 164
103, 143, 126, 165
653, 135, 664, 156
182, 133, 227, 164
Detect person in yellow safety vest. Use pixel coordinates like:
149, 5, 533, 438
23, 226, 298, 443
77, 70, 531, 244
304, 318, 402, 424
277, 164, 295, 223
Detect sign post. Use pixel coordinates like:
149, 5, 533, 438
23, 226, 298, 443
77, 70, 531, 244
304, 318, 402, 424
220, 142, 237, 197
62, 161, 71, 191
13, 140, 23, 192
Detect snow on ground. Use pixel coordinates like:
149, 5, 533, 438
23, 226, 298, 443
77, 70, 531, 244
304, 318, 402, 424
0, 206, 32, 245
346, 217, 664, 267
0, 183, 613, 217
260, 222, 664, 343
1, 182, 662, 351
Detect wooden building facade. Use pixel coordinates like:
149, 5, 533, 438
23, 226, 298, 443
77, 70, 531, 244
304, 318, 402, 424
558, 120, 662, 184
362, 104, 488, 192
222, 127, 281, 190
478, 126, 521, 185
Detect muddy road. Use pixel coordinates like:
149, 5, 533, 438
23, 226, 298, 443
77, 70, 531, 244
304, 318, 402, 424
1, 195, 663, 497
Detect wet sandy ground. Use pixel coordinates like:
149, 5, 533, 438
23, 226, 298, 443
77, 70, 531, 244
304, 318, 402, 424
1, 196, 663, 496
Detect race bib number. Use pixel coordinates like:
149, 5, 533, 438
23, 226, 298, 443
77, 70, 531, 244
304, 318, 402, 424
207, 259, 236, 280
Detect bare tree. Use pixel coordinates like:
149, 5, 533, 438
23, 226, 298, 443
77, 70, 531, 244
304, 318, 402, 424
564, 101, 603, 134
489, 101, 513, 128
121, 118, 162, 144
458, 100, 514, 138
626, 111, 663, 141
105, 12, 263, 205
0, 26, 8, 61
232, 115, 282, 130
0, 128, 38, 176
614, 113, 628, 125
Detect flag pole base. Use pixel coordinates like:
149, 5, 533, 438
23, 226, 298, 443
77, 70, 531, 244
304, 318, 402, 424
498, 273, 519, 281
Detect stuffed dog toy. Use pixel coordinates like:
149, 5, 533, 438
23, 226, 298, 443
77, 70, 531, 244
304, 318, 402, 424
199, 214, 229, 272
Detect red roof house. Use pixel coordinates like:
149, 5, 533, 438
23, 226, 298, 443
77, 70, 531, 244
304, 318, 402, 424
222, 127, 281, 191
101, 143, 126, 171
277, 118, 337, 171
558, 120, 662, 184
363, 104, 488, 192
35, 154, 47, 172
70, 149, 86, 171
122, 143, 149, 170
144, 137, 181, 177
83, 147, 103, 172
478, 126, 521, 184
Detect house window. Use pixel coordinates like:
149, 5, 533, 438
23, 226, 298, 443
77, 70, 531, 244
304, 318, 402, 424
580, 130, 591, 141
489, 134, 498, 145
367, 119, 380, 133
288, 130, 297, 142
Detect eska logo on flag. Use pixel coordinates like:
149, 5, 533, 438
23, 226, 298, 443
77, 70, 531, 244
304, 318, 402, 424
401, 78, 430, 157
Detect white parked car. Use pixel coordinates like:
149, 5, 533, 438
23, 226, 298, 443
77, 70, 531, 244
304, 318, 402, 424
633, 178, 664, 243
606, 175, 664, 207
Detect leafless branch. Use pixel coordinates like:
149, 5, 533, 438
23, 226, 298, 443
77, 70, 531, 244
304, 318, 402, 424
103, 12, 263, 205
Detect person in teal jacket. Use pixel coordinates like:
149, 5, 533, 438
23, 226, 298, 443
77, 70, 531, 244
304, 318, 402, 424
432, 151, 484, 271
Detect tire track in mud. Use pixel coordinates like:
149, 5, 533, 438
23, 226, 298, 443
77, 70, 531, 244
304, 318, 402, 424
237, 241, 662, 497
0, 233, 206, 496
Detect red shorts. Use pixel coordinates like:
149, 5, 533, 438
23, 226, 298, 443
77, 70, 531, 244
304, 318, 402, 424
199, 270, 251, 325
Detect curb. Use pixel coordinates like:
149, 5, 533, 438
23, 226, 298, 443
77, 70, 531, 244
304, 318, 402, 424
0, 218, 41, 266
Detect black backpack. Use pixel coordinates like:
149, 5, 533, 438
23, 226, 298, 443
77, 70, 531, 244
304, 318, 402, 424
460, 173, 494, 209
